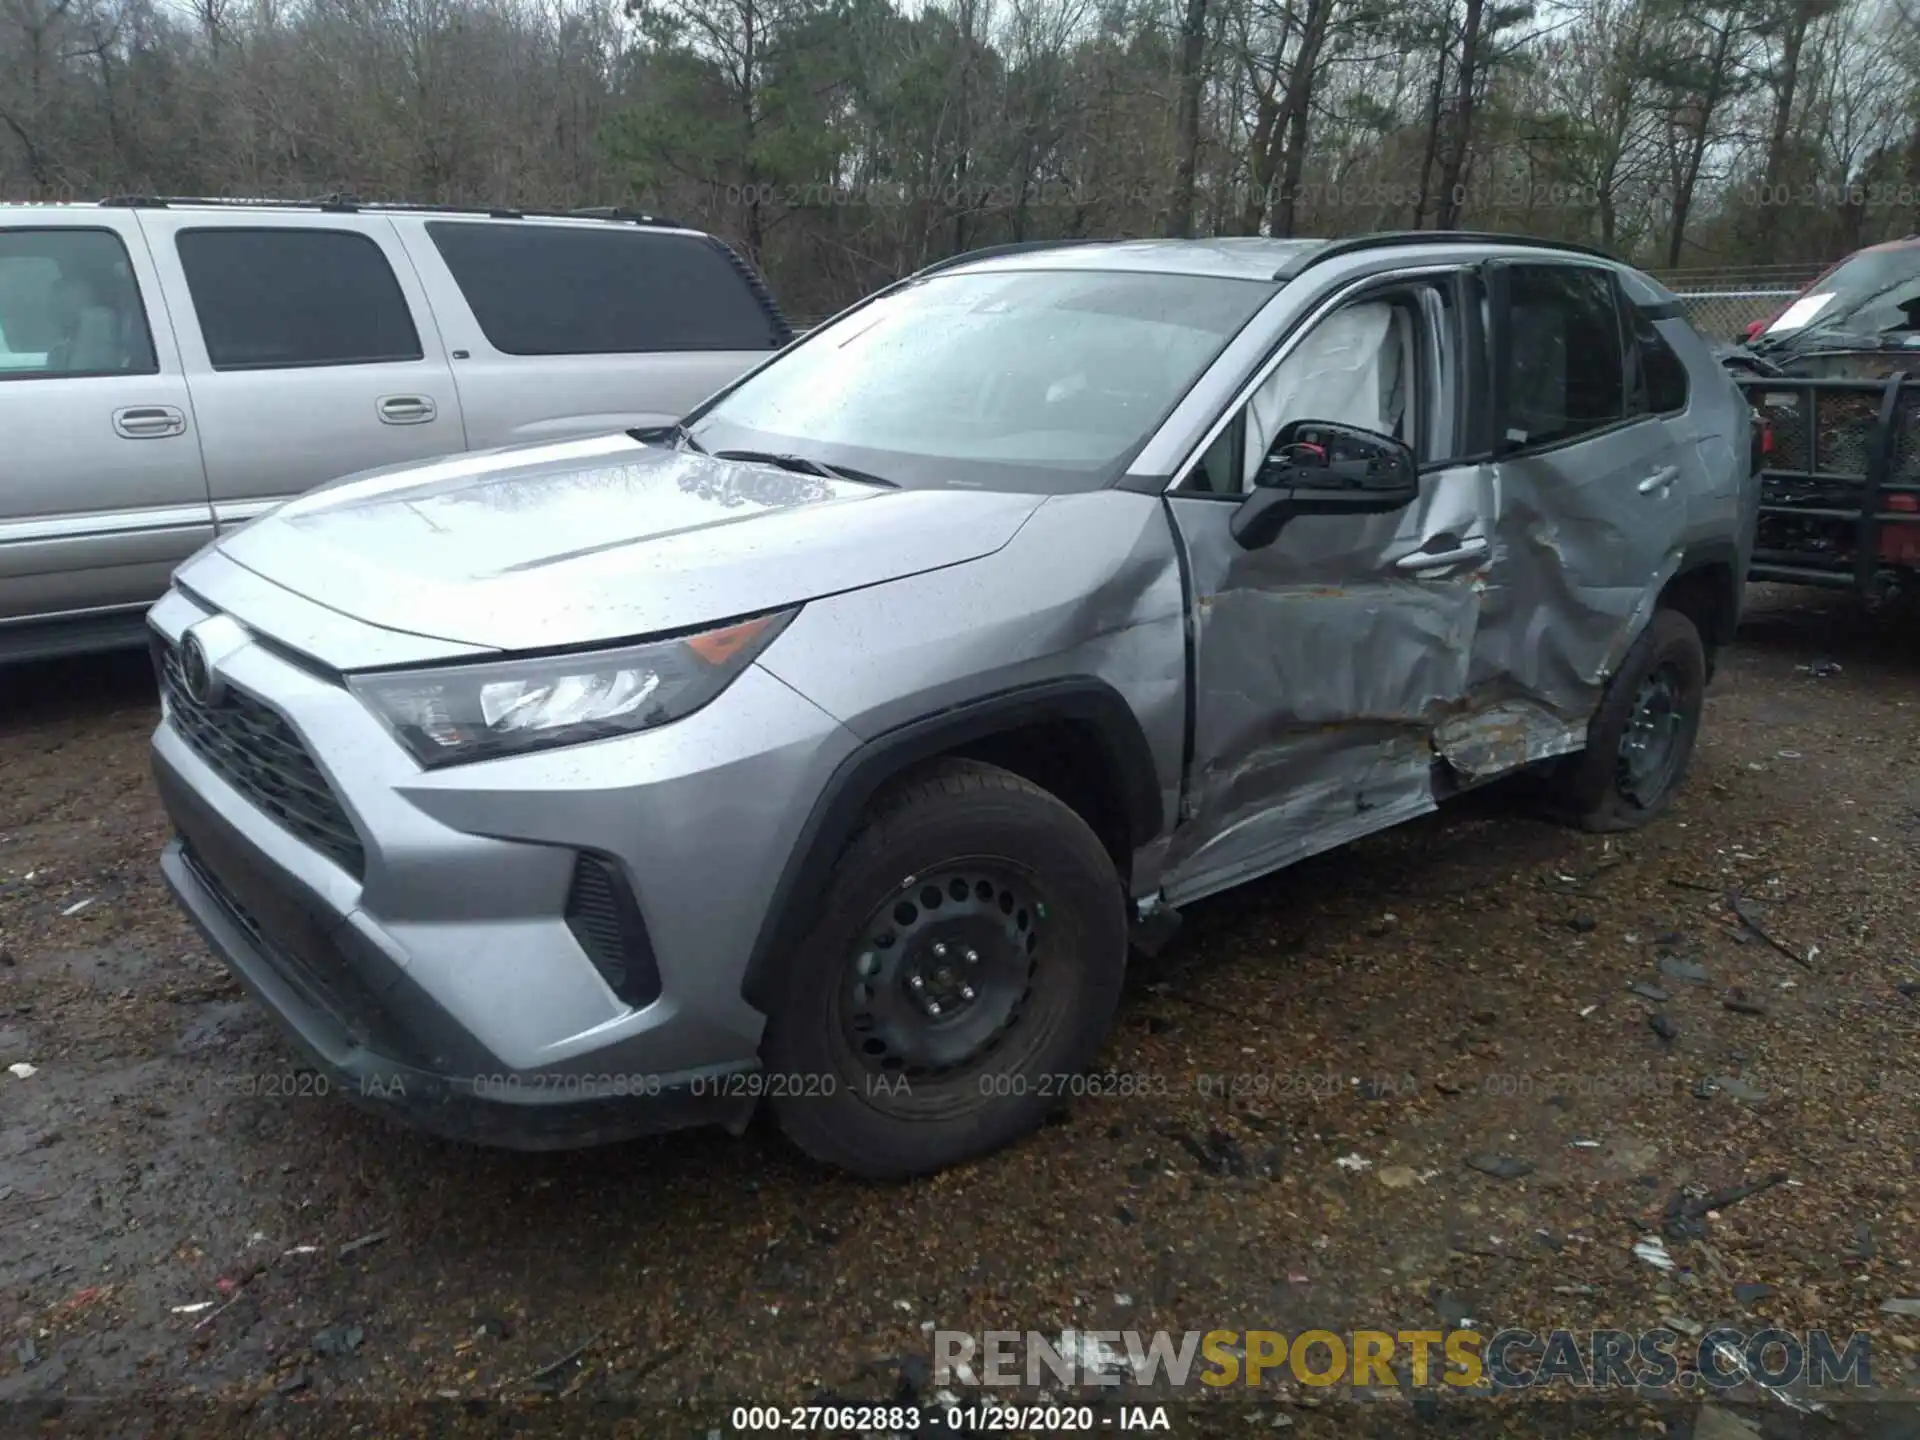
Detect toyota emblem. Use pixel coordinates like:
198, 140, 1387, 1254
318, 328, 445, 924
180, 629, 223, 707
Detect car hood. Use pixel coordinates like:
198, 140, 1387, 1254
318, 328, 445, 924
1724, 335, 1920, 380
213, 433, 1046, 652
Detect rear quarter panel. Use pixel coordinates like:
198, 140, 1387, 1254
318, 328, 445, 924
1657, 308, 1758, 601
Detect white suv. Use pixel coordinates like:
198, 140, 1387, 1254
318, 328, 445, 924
0, 197, 793, 663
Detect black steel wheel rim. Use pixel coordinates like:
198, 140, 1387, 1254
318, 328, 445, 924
1617, 662, 1686, 807
835, 859, 1047, 1085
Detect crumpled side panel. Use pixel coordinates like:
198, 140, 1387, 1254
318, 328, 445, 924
1434, 438, 1684, 780
1161, 476, 1488, 902
1161, 422, 1685, 904
1162, 576, 1472, 898
1195, 576, 1478, 734
1475, 464, 1684, 713
1431, 699, 1586, 782
1162, 723, 1437, 905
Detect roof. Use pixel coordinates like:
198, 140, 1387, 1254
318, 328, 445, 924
920, 230, 1628, 284
916, 237, 1318, 282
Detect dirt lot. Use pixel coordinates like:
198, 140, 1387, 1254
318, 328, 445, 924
3, 585, 1919, 1436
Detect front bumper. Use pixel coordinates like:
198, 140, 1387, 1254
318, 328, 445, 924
156, 783, 750, 1148
147, 575, 859, 1149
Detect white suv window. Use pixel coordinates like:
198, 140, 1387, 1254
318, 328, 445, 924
0, 228, 157, 379
424, 222, 785, 356
175, 227, 424, 371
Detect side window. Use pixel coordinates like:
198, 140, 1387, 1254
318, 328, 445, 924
0, 227, 157, 379
1185, 414, 1245, 495
176, 228, 423, 371
1623, 301, 1689, 417
424, 222, 783, 356
1179, 285, 1435, 496
1500, 265, 1624, 448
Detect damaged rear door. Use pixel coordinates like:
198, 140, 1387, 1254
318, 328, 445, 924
1157, 267, 1495, 906
1468, 260, 1687, 764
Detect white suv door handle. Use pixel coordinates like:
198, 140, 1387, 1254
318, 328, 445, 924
113, 405, 186, 439
378, 395, 437, 425
1395, 536, 1490, 572
1638, 465, 1681, 495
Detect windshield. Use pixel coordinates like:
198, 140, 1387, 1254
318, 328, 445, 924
685, 269, 1276, 493
1762, 245, 1920, 343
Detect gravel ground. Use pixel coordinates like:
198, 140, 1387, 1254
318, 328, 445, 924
2, 584, 1919, 1438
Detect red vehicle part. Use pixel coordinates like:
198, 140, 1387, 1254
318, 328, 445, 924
1744, 236, 1920, 341
1883, 492, 1920, 567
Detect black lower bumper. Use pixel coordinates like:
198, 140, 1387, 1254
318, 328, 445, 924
153, 750, 757, 1151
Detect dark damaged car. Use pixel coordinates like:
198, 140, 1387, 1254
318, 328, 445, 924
1720, 235, 1920, 598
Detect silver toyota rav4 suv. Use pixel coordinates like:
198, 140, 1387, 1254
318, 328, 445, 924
149, 232, 1761, 1178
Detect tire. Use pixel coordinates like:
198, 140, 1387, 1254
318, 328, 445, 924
1544, 608, 1707, 833
761, 758, 1127, 1179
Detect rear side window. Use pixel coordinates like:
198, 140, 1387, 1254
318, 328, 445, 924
176, 228, 424, 371
1500, 264, 1625, 448
425, 222, 783, 356
1624, 303, 1689, 416
0, 227, 157, 379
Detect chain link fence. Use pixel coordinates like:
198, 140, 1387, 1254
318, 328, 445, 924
1668, 289, 1801, 342
1656, 265, 1827, 344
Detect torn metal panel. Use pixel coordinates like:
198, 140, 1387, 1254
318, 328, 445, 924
1194, 575, 1480, 728
1433, 700, 1587, 782
1161, 727, 1437, 906
1600, 549, 1684, 676
1480, 425, 1689, 715
1160, 456, 1492, 901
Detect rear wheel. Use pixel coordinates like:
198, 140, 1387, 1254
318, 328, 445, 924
1543, 608, 1707, 832
761, 759, 1127, 1179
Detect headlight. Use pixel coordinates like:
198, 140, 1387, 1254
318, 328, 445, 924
347, 609, 796, 768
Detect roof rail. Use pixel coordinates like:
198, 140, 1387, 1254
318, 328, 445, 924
95, 195, 683, 227
1276, 229, 1623, 280
566, 205, 680, 226
912, 238, 1109, 277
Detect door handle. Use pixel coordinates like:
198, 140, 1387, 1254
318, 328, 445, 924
1637, 465, 1681, 495
1394, 536, 1490, 572
378, 395, 437, 425
113, 405, 186, 439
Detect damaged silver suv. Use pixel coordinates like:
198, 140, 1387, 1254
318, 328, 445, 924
149, 231, 1759, 1178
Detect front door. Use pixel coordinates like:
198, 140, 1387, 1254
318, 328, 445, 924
1158, 270, 1496, 906
137, 212, 466, 531
0, 219, 212, 639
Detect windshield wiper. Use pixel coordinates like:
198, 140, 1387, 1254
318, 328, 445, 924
1753, 321, 1870, 356
628, 421, 707, 454
711, 449, 898, 489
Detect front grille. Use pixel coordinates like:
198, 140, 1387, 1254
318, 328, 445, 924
154, 636, 365, 879
564, 853, 662, 1008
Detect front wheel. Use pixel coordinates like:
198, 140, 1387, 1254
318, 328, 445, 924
1543, 608, 1707, 832
761, 759, 1127, 1179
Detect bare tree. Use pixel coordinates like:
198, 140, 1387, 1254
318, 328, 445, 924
3, 0, 1916, 317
